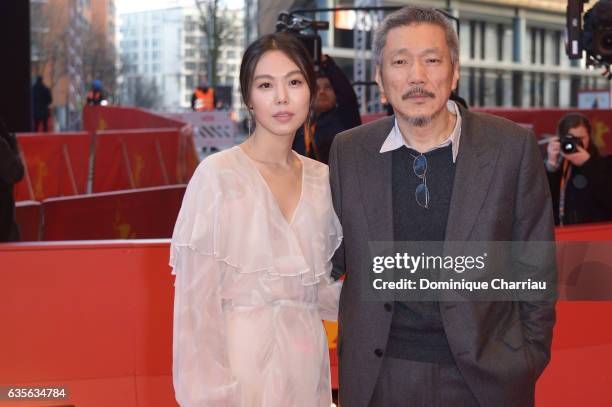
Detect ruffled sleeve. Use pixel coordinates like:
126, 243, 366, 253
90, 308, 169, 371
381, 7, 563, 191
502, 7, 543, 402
170, 160, 239, 406
317, 185, 344, 321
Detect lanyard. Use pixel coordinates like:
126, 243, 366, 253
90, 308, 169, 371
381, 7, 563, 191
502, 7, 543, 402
303, 122, 319, 160
558, 160, 572, 226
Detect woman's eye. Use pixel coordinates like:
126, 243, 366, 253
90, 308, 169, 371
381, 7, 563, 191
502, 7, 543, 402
289, 79, 303, 86
257, 82, 271, 89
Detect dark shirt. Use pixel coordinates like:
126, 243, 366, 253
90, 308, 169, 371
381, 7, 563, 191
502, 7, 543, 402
387, 144, 456, 363
32, 81, 52, 119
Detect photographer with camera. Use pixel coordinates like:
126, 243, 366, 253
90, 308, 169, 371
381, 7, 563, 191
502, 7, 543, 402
0, 118, 25, 242
545, 112, 612, 225
292, 54, 361, 164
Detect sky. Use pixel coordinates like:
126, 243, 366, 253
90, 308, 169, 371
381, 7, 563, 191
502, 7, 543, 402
115, 0, 244, 14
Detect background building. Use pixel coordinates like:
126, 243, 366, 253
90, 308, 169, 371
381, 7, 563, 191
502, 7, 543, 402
118, 4, 245, 112
278, 0, 610, 110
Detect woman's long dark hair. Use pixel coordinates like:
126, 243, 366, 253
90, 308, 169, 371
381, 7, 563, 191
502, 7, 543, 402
239, 32, 316, 132
557, 112, 599, 158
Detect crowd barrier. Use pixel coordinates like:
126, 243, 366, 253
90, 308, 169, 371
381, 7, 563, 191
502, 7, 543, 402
92, 129, 195, 193
14, 107, 199, 204
14, 132, 92, 202
1, 223, 612, 405
41, 185, 186, 241
83, 105, 186, 133
14, 201, 41, 241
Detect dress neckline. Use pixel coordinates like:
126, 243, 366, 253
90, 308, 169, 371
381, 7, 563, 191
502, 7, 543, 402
235, 145, 305, 226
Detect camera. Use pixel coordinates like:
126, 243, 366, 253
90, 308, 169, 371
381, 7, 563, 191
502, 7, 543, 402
560, 134, 584, 154
276, 12, 329, 66
566, 0, 612, 67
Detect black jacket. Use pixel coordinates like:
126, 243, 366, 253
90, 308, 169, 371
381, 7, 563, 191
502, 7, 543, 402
293, 57, 361, 164
32, 81, 52, 119
0, 128, 24, 242
547, 155, 612, 225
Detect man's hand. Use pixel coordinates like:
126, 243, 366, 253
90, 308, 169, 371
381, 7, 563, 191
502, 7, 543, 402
563, 145, 591, 167
546, 136, 561, 168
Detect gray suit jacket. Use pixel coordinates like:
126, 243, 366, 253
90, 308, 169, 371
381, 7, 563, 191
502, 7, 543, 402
329, 106, 556, 407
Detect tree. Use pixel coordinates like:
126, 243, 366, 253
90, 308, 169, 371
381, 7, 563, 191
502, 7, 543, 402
195, 0, 230, 87
123, 74, 161, 110
83, 28, 118, 102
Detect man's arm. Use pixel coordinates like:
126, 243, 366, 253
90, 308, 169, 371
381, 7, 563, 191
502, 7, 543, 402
513, 131, 557, 376
328, 136, 346, 280
321, 56, 361, 129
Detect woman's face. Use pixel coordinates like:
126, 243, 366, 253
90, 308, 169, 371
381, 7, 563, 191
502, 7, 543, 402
567, 125, 590, 151
248, 50, 310, 138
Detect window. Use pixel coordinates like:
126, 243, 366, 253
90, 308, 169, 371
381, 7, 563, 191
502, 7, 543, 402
185, 62, 196, 70
186, 75, 195, 88
185, 49, 195, 58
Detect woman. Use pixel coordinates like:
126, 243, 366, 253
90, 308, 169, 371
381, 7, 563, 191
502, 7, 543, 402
545, 112, 612, 225
170, 33, 343, 407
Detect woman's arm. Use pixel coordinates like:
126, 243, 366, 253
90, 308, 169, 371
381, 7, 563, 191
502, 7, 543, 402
172, 248, 238, 407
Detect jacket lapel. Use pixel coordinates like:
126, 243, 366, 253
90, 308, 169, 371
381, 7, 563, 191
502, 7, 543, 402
358, 117, 395, 242
445, 108, 501, 241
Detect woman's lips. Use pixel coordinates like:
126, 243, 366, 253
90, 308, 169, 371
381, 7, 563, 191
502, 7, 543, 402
272, 112, 295, 123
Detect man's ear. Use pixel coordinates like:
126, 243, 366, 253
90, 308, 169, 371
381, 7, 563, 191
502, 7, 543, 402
375, 65, 385, 98
451, 63, 460, 92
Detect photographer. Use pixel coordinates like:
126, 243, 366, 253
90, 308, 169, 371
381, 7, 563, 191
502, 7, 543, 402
293, 55, 361, 164
0, 119, 24, 242
545, 113, 612, 225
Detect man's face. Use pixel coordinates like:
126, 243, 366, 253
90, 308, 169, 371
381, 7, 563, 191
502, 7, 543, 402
315, 77, 336, 114
567, 125, 590, 151
375, 23, 459, 127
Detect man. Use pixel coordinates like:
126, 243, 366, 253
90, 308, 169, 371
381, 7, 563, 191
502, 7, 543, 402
0, 118, 24, 242
191, 81, 215, 112
32, 76, 52, 132
86, 80, 105, 106
293, 55, 361, 164
329, 6, 556, 407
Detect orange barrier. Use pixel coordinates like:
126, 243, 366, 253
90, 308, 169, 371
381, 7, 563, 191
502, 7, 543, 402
14, 132, 92, 201
2, 225, 612, 405
92, 129, 193, 192
0, 241, 176, 407
41, 185, 186, 241
14, 200, 41, 241
83, 105, 185, 132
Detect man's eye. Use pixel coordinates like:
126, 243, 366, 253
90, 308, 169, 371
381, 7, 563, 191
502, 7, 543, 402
392, 59, 406, 65
258, 82, 271, 89
426, 58, 441, 64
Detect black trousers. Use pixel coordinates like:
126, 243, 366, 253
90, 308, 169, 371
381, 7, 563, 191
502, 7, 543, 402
368, 357, 481, 407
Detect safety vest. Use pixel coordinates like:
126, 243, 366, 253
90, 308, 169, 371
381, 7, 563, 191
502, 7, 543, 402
194, 88, 214, 111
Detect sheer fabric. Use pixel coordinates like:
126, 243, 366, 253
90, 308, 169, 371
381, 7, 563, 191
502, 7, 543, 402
171, 146, 343, 406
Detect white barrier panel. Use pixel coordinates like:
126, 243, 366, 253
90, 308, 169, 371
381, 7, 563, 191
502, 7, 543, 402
169, 111, 237, 152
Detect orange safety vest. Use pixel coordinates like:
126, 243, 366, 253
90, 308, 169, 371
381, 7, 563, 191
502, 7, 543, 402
194, 88, 214, 111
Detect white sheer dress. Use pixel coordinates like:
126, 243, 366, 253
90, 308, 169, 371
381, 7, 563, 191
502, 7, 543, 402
170, 146, 343, 407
